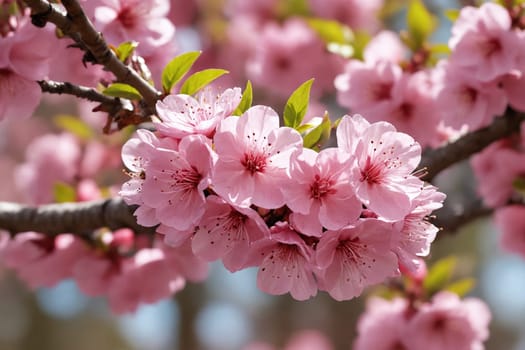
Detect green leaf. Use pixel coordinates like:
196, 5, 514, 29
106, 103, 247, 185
306, 18, 353, 45
303, 113, 331, 150
444, 8, 460, 22
349, 30, 371, 61
102, 83, 142, 100
423, 256, 457, 295
115, 41, 138, 62
407, 0, 437, 50
179, 68, 229, 96
53, 182, 76, 203
53, 114, 94, 141
430, 43, 451, 55
283, 79, 314, 129
444, 278, 476, 297
233, 81, 253, 116
161, 51, 202, 93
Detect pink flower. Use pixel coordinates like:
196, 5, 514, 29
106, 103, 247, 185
388, 70, 442, 147
393, 185, 445, 273
139, 134, 214, 231
494, 205, 525, 259
335, 60, 402, 122
212, 105, 302, 209
436, 60, 507, 131
363, 30, 405, 64
403, 292, 491, 350
247, 222, 317, 300
336, 114, 423, 221
0, 17, 56, 120
15, 133, 81, 205
449, 3, 521, 83
470, 139, 525, 208
73, 252, 119, 296
354, 297, 409, 350
162, 240, 210, 282
155, 87, 242, 139
1, 233, 89, 289
191, 195, 270, 272
85, 0, 175, 55
247, 18, 342, 97
283, 147, 361, 236
107, 248, 186, 314
315, 219, 399, 301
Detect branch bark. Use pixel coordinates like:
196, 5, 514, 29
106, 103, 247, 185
1, 109, 524, 236
420, 110, 525, 182
0, 198, 156, 236
23, 0, 161, 108
38, 80, 119, 105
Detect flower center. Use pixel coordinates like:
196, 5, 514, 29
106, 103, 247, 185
309, 175, 335, 200
241, 152, 267, 175
360, 156, 383, 184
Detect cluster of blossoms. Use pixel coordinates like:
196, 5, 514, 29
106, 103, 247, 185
120, 86, 445, 301
354, 292, 491, 350
0, 228, 208, 314
0, 0, 179, 122
335, 2, 525, 148
472, 123, 525, 260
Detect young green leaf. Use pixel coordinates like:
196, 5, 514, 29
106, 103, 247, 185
302, 113, 331, 150
233, 80, 253, 116
306, 18, 353, 45
423, 256, 457, 296
115, 41, 138, 62
102, 83, 142, 100
444, 278, 476, 297
53, 115, 94, 141
444, 8, 460, 22
283, 79, 314, 129
407, 0, 437, 50
179, 68, 229, 96
53, 182, 77, 203
161, 51, 202, 93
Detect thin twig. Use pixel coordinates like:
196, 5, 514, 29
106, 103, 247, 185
38, 80, 118, 105
24, 0, 161, 108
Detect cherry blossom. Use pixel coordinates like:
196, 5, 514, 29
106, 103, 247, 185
494, 205, 525, 259
1, 232, 89, 289
191, 195, 270, 272
449, 2, 521, 83
155, 87, 242, 139
212, 105, 302, 209
315, 219, 399, 301
393, 185, 445, 273
139, 134, 214, 231
336, 114, 423, 221
404, 292, 491, 350
353, 297, 409, 350
283, 147, 361, 237
247, 222, 317, 301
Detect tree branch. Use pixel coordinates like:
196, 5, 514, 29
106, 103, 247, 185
0, 198, 156, 236
431, 198, 493, 236
38, 80, 119, 105
23, 0, 161, 108
420, 110, 525, 182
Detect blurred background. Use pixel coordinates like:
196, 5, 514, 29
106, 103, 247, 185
2, 0, 525, 349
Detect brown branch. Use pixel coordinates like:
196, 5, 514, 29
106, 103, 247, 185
0, 198, 156, 236
420, 110, 525, 182
431, 198, 493, 236
38, 80, 119, 105
23, 0, 161, 108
